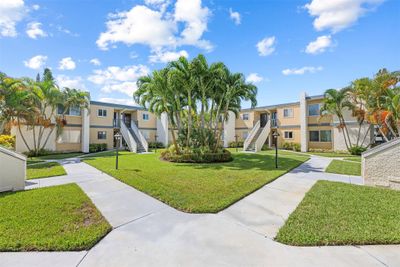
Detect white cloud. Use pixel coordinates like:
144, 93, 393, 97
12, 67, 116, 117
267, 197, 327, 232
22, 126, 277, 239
96, 0, 212, 53
256, 36, 276, 56
98, 97, 137, 106
174, 0, 212, 50
305, 35, 333, 54
32, 4, 40, 10
149, 49, 188, 63
305, 0, 384, 33
282, 66, 323, 75
26, 22, 47, 39
246, 73, 263, 84
90, 58, 101, 66
96, 5, 176, 50
0, 0, 26, 37
23, 55, 47, 70
229, 8, 241, 25
87, 65, 150, 96
56, 75, 86, 90
58, 57, 76, 70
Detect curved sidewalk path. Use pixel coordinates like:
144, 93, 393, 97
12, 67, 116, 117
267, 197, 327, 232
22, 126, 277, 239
1, 156, 399, 267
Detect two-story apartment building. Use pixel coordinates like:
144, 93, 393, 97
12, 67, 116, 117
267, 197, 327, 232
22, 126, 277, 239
12, 92, 372, 154
231, 92, 372, 152
12, 101, 163, 154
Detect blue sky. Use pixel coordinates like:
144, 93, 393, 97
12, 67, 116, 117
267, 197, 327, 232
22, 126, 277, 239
0, 0, 399, 108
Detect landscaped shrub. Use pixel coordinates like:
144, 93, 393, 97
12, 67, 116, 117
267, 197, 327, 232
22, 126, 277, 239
24, 148, 53, 157
282, 142, 301, 152
348, 146, 367, 155
161, 146, 233, 163
148, 141, 165, 149
0, 135, 15, 149
89, 143, 108, 153
228, 141, 244, 148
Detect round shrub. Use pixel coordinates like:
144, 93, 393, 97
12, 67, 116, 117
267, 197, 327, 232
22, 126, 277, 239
161, 149, 233, 163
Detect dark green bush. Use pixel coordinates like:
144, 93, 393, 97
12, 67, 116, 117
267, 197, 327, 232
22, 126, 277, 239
89, 143, 108, 153
349, 146, 367, 155
148, 141, 165, 148
228, 141, 244, 148
24, 148, 52, 157
282, 142, 301, 152
161, 149, 233, 163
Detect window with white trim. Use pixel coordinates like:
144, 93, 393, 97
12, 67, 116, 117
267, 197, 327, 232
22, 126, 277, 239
242, 131, 248, 139
320, 130, 332, 142
283, 108, 293, 118
57, 105, 81, 116
308, 104, 320, 116
309, 131, 320, 142
284, 131, 293, 139
142, 113, 149, 121
98, 109, 107, 117
97, 131, 107, 140
242, 113, 249, 120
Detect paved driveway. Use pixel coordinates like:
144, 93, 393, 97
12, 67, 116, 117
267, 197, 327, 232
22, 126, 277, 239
1, 156, 399, 267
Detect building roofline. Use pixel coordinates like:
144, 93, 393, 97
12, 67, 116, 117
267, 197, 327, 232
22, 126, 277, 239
241, 94, 325, 112
90, 100, 145, 110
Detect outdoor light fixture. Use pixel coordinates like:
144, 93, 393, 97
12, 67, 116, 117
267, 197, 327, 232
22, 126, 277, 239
114, 132, 122, 170
234, 134, 239, 152
154, 134, 158, 153
272, 131, 280, 168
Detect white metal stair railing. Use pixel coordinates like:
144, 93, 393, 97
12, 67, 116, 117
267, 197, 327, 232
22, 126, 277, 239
243, 120, 260, 151
254, 120, 271, 152
120, 119, 137, 152
130, 121, 149, 152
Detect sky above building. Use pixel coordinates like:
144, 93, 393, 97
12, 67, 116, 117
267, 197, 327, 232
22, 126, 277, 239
0, 0, 399, 108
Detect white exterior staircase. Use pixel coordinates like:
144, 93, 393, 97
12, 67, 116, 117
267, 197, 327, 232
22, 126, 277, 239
243, 120, 271, 152
120, 119, 148, 153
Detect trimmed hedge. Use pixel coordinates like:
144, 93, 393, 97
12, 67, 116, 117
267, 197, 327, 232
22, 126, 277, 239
228, 141, 244, 148
161, 149, 233, 163
282, 142, 301, 152
148, 141, 165, 148
89, 143, 108, 153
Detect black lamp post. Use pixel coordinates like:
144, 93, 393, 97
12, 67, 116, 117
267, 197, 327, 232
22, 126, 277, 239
154, 134, 158, 153
114, 132, 122, 170
234, 134, 239, 152
272, 131, 280, 168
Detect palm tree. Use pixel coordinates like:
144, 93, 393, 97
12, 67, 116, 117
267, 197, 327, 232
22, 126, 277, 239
320, 88, 354, 151
168, 56, 196, 150
135, 69, 181, 154
213, 66, 257, 151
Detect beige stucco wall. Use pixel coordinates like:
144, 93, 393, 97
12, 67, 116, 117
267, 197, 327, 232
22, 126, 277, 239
236, 111, 255, 129
11, 125, 56, 153
333, 123, 372, 151
277, 104, 300, 126
0, 147, 26, 192
90, 104, 114, 127
137, 110, 157, 129
277, 128, 301, 145
90, 128, 114, 149
363, 139, 400, 189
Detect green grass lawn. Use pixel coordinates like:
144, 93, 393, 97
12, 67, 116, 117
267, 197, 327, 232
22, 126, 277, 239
0, 183, 111, 251
325, 159, 361, 176
276, 181, 400, 246
84, 150, 309, 213
344, 157, 362, 162
27, 162, 67, 179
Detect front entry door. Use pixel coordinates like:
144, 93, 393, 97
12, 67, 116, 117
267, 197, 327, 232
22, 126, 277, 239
124, 113, 132, 128
260, 113, 268, 127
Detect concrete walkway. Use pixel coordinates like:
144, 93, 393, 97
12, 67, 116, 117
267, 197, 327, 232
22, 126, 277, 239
1, 156, 399, 267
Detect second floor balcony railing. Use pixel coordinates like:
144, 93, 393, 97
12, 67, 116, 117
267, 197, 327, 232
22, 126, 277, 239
271, 119, 278, 127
